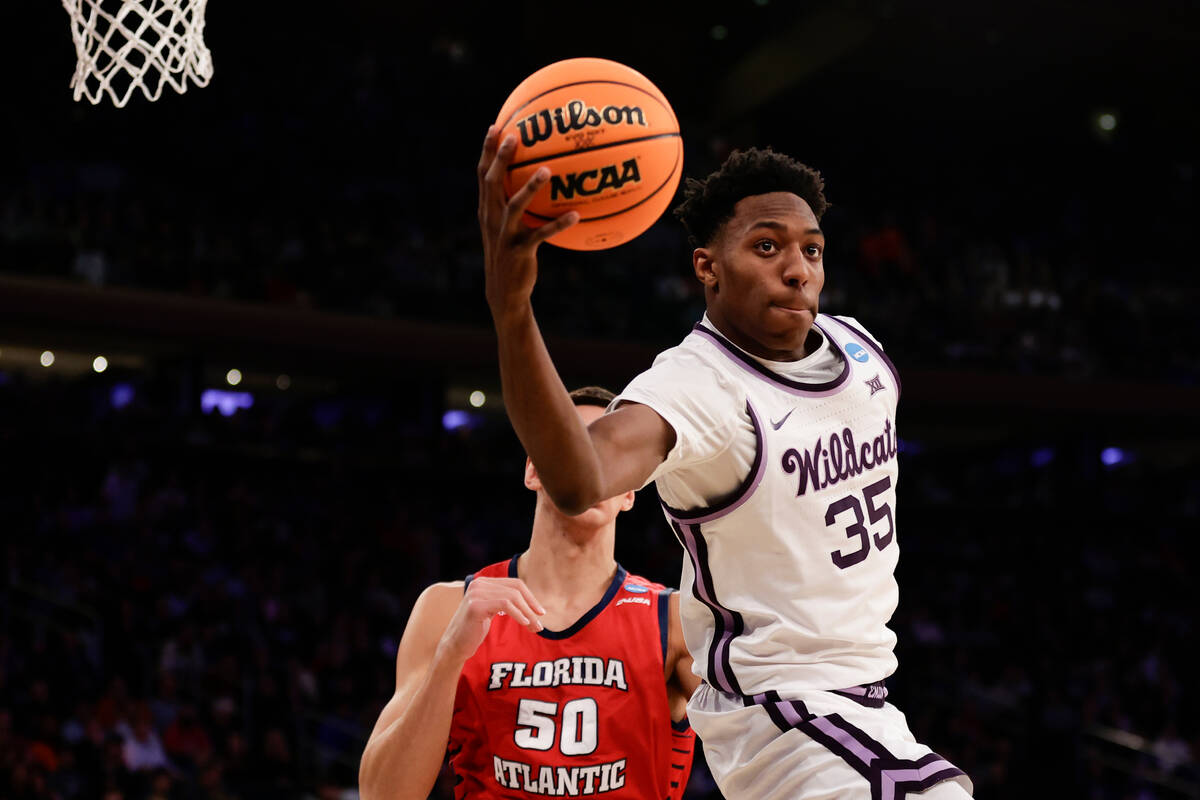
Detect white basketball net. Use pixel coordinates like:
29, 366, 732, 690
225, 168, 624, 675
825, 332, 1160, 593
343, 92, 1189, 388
61, 0, 213, 107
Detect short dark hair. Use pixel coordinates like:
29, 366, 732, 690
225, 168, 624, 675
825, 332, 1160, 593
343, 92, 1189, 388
673, 147, 828, 248
569, 386, 615, 409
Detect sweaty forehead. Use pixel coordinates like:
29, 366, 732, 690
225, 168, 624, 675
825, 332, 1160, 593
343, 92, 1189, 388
725, 192, 818, 238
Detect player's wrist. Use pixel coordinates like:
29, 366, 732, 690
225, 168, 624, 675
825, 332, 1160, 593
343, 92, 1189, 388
487, 296, 535, 330
432, 635, 474, 674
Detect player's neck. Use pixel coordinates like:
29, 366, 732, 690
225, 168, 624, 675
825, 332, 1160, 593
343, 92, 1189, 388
520, 513, 618, 606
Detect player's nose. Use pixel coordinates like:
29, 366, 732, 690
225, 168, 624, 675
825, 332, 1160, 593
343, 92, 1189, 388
781, 246, 814, 286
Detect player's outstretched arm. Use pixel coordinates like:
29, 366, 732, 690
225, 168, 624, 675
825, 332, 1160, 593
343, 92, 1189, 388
359, 577, 545, 800
477, 127, 676, 514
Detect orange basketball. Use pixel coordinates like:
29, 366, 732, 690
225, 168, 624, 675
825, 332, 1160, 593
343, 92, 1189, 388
494, 58, 683, 251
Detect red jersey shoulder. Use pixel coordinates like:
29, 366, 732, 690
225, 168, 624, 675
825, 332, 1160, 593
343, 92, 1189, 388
611, 572, 669, 613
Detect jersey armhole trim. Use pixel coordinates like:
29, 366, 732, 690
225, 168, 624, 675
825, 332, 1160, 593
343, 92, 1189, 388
661, 399, 766, 524
656, 588, 673, 664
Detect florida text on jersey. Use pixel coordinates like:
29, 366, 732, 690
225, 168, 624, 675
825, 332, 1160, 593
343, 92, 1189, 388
447, 557, 694, 799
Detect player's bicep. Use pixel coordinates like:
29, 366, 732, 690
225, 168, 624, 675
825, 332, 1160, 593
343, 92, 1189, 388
587, 402, 675, 496
366, 582, 463, 743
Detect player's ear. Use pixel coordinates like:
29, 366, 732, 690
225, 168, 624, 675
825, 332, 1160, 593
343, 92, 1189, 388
619, 490, 635, 512
524, 457, 542, 492
693, 247, 718, 291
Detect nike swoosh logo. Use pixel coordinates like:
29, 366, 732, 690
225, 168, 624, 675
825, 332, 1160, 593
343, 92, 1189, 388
770, 409, 795, 430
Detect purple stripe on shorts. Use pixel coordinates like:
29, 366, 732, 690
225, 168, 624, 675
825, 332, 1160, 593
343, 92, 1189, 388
811, 715, 880, 767
825, 316, 902, 399
692, 322, 852, 397
672, 521, 744, 695
747, 694, 968, 799
662, 400, 766, 524
879, 754, 966, 800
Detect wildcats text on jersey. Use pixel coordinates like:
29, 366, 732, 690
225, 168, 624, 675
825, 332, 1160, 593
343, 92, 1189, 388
488, 658, 628, 691
493, 756, 627, 796
780, 417, 897, 496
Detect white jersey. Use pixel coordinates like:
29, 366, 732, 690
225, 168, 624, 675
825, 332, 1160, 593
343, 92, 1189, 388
615, 314, 902, 697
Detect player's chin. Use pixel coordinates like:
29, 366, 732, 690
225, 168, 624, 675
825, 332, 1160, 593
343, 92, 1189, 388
570, 505, 613, 524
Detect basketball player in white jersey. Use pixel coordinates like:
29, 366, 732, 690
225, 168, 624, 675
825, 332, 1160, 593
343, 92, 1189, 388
477, 128, 973, 799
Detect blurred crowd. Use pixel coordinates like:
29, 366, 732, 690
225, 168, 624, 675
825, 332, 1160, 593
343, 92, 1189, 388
1, 370, 1196, 799
2, 16, 1196, 798
2, 169, 1197, 387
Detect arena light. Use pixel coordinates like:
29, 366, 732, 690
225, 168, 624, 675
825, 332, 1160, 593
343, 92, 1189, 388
1030, 447, 1055, 468
93, 355, 109, 373
276, 374, 291, 391
1100, 447, 1128, 467
442, 410, 476, 432
110, 383, 135, 410
1097, 113, 1117, 132
226, 368, 242, 386
201, 388, 254, 417
469, 390, 486, 408
40, 350, 55, 367
710, 24, 729, 40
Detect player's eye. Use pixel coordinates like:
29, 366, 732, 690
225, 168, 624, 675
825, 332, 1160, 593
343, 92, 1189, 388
805, 244, 823, 258
754, 239, 777, 254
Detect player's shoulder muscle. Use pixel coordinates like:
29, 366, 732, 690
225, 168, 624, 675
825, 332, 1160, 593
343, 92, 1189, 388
394, 581, 464, 681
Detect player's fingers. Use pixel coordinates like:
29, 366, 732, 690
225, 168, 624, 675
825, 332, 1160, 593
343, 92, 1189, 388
504, 166, 551, 228
513, 581, 547, 617
483, 133, 518, 191
511, 596, 545, 633
527, 210, 580, 246
477, 125, 500, 188
502, 599, 536, 630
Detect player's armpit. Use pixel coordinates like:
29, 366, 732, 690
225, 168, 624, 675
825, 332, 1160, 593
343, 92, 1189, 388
586, 401, 676, 497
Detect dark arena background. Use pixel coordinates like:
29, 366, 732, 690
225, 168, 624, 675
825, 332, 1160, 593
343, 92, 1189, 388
2, 1, 1198, 798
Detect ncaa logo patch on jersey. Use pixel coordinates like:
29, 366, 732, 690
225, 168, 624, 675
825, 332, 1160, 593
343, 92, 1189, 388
623, 584, 650, 593
845, 342, 870, 363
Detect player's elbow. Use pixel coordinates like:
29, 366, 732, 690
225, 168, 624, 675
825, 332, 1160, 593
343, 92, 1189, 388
359, 738, 435, 800
358, 744, 382, 800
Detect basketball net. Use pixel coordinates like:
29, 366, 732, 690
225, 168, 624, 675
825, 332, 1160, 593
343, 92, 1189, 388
61, 0, 212, 107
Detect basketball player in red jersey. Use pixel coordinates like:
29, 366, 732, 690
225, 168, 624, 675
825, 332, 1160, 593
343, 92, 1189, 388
359, 387, 699, 800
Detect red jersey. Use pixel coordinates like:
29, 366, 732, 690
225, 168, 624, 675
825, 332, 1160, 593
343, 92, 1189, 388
448, 556, 695, 800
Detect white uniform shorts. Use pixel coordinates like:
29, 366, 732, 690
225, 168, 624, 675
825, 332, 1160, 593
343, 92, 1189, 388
688, 682, 974, 800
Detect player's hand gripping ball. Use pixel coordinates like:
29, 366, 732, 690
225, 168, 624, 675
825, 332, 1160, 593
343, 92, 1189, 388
494, 58, 683, 251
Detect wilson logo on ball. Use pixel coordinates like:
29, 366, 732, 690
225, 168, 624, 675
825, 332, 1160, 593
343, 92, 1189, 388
550, 158, 641, 200
517, 99, 648, 147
